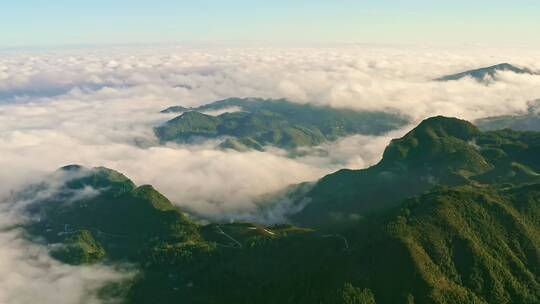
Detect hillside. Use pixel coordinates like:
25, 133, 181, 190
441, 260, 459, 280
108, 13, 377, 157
292, 116, 540, 227
436, 63, 536, 82
155, 98, 408, 151
150, 184, 540, 304
474, 100, 540, 132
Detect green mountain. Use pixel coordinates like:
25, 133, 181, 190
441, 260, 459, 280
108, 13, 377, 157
23, 165, 202, 263
19, 116, 540, 304
155, 98, 408, 151
292, 116, 540, 227
436, 63, 536, 82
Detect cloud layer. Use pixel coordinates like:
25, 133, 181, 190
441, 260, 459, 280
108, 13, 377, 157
2, 46, 540, 217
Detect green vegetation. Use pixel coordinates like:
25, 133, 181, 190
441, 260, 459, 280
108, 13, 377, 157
25, 165, 202, 263
293, 116, 540, 227
155, 98, 407, 151
22, 116, 540, 303
436, 63, 536, 82
340, 283, 376, 304
50, 230, 106, 264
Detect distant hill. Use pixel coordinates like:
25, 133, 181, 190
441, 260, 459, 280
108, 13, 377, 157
161, 105, 189, 113
436, 63, 536, 82
475, 100, 540, 132
476, 114, 540, 132
155, 98, 408, 151
17, 116, 540, 303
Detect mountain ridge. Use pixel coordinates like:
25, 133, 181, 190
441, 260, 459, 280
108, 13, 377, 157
155, 97, 408, 151
436, 63, 536, 82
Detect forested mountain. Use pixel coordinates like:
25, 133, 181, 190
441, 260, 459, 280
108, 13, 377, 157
156, 98, 407, 151
293, 116, 540, 226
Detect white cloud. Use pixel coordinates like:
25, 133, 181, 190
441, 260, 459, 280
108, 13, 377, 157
201, 106, 243, 116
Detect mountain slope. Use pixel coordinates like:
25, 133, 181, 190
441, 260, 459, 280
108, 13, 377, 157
292, 116, 540, 227
119, 184, 540, 304
155, 98, 408, 151
366, 185, 540, 303
436, 63, 536, 82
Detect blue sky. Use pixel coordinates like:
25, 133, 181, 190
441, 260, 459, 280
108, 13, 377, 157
1, 1, 539, 48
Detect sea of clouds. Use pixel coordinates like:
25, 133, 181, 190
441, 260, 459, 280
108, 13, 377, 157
1, 45, 540, 303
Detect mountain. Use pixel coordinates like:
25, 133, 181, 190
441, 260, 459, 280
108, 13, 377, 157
476, 114, 540, 132
22, 165, 203, 263
18, 116, 540, 304
155, 98, 408, 151
436, 63, 536, 82
292, 116, 540, 227
474, 101, 540, 132
161, 105, 189, 113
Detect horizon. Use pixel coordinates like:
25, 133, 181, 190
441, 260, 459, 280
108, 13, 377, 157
2, 1, 540, 48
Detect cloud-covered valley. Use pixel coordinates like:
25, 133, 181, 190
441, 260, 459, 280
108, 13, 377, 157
1, 45, 540, 303
2, 46, 540, 217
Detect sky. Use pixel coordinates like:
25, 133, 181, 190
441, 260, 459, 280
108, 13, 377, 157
1, 1, 540, 48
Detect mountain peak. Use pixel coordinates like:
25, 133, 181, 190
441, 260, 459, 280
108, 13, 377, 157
60, 164, 84, 172
381, 116, 480, 162
437, 63, 534, 81
56, 165, 136, 195
412, 115, 480, 140
494, 62, 516, 69
160, 105, 189, 113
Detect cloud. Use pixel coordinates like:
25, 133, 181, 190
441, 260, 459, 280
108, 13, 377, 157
2, 46, 540, 119
0, 118, 393, 221
200, 106, 243, 116
1, 46, 540, 219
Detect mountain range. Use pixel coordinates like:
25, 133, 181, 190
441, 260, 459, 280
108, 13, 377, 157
155, 98, 408, 151
16, 116, 540, 304
474, 101, 540, 132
